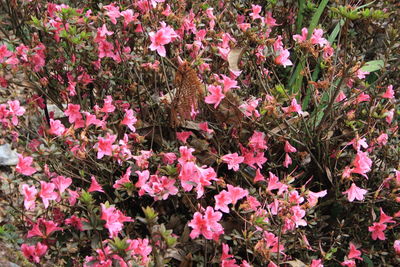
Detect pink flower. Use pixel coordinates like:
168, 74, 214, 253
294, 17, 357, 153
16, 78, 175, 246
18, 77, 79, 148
135, 170, 150, 189
176, 131, 193, 143
65, 215, 85, 231
254, 168, 265, 182
284, 141, 297, 153
96, 133, 117, 159
16, 154, 37, 176
221, 153, 244, 171
275, 49, 293, 67
355, 92, 370, 104
336, 91, 347, 102
149, 23, 177, 57
248, 131, 268, 151
161, 152, 176, 164
100, 95, 115, 113
307, 190, 327, 207
382, 85, 394, 99
121, 9, 136, 27
21, 184, 37, 210
310, 29, 328, 46
348, 242, 362, 260
385, 109, 394, 124
103, 3, 121, 24
205, 85, 225, 108
21, 242, 48, 263
121, 109, 137, 131
88, 176, 104, 193
227, 184, 248, 204
379, 208, 395, 224
376, 133, 388, 146
341, 260, 356, 267
283, 153, 292, 168
282, 98, 303, 115
293, 28, 308, 43
356, 69, 370, 80
214, 190, 231, 213
394, 240, 400, 255
101, 203, 133, 238
39, 181, 58, 208
64, 104, 82, 123
67, 189, 79, 206
114, 167, 132, 189
249, 5, 263, 21
368, 222, 387, 240
351, 150, 372, 178
310, 259, 323, 267
220, 74, 239, 93
199, 122, 214, 134
51, 175, 72, 195
188, 206, 224, 241
343, 183, 367, 202
7, 100, 25, 125
49, 119, 65, 136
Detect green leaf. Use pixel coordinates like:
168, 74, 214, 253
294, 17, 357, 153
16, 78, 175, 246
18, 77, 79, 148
362, 255, 374, 267
361, 60, 384, 72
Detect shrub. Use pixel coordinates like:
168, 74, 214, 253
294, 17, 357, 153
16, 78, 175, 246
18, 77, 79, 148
0, 0, 398, 266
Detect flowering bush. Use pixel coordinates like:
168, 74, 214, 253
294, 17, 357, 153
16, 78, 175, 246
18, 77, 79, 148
0, 0, 399, 266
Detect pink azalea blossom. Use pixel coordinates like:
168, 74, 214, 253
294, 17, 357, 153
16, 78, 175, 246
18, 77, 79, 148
293, 28, 308, 43
114, 167, 132, 189
21, 184, 37, 210
351, 150, 372, 178
341, 260, 356, 267
161, 152, 177, 165
284, 141, 297, 153
385, 109, 394, 124
100, 95, 115, 113
96, 133, 117, 159
149, 22, 178, 57
342, 183, 367, 202
214, 190, 231, 213
310, 259, 324, 267
135, 170, 150, 190
103, 3, 121, 24
227, 184, 248, 205
283, 153, 292, 168
221, 153, 244, 171
67, 189, 79, 206
88, 176, 104, 193
394, 240, 400, 255
248, 131, 268, 151
121, 109, 137, 131
64, 104, 82, 123
348, 242, 362, 260
379, 208, 395, 224
376, 133, 388, 146
16, 154, 37, 176
355, 92, 370, 104
176, 131, 193, 143
307, 190, 327, 207
282, 98, 304, 115
205, 85, 225, 108
7, 100, 25, 125
21, 242, 48, 263
188, 206, 224, 241
382, 85, 394, 99
199, 122, 214, 134
51, 175, 72, 195
65, 215, 85, 231
220, 74, 239, 93
310, 29, 328, 46
368, 222, 387, 240
336, 91, 347, 102
275, 49, 293, 67
101, 203, 133, 238
49, 119, 65, 136
39, 181, 58, 208
254, 168, 265, 182
249, 5, 263, 21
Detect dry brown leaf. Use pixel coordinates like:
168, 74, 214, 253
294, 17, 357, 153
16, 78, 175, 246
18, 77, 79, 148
228, 47, 244, 73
